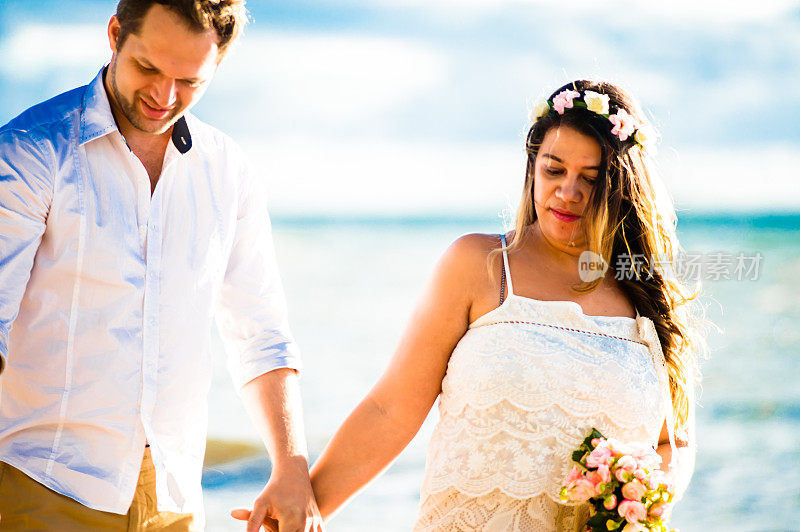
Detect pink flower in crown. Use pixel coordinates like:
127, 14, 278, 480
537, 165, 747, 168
608, 108, 637, 141
552, 89, 581, 114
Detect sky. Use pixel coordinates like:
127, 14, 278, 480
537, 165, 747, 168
1, 0, 798, 216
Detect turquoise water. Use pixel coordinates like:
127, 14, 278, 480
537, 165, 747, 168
202, 213, 800, 531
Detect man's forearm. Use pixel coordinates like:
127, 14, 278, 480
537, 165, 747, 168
240, 367, 309, 472
233, 368, 323, 531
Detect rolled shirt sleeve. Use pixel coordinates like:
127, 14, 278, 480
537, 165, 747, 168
215, 157, 301, 390
0, 128, 54, 373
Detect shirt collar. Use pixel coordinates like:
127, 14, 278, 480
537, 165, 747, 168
79, 65, 193, 154
79, 66, 118, 146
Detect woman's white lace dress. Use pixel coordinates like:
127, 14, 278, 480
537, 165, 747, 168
413, 237, 691, 531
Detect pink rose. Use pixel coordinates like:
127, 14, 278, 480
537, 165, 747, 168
646, 469, 665, 486
621, 479, 647, 501
586, 445, 613, 468
606, 438, 633, 457
565, 465, 583, 484
629, 443, 662, 470
585, 470, 600, 483
603, 494, 618, 510
552, 89, 580, 114
568, 478, 596, 502
647, 470, 674, 492
648, 501, 670, 518
618, 499, 647, 524
596, 464, 611, 484
585, 470, 608, 494
614, 455, 637, 482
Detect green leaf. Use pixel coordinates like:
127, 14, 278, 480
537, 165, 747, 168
590, 427, 605, 440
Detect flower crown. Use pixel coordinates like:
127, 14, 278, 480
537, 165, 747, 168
529, 89, 657, 154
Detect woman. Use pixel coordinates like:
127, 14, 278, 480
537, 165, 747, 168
309, 80, 704, 531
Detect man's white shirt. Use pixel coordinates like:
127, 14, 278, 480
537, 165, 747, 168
0, 67, 301, 521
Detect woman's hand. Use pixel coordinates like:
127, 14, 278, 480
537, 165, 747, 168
230, 460, 324, 531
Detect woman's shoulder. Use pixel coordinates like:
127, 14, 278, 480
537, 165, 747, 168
442, 232, 506, 268
436, 232, 507, 294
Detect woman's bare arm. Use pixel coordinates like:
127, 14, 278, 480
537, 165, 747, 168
309, 234, 496, 520
655, 418, 689, 473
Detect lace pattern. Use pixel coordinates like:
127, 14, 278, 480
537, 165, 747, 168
414, 489, 590, 532
416, 294, 671, 529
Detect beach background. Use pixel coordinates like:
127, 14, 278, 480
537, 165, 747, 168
2, 0, 799, 530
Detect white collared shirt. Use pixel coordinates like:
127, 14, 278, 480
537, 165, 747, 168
0, 67, 301, 519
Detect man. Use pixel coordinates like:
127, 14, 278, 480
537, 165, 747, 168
0, 1, 322, 530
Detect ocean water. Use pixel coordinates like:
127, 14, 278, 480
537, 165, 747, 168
201, 213, 800, 532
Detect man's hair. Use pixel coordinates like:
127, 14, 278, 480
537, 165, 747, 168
115, 0, 248, 57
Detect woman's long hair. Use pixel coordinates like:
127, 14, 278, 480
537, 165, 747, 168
497, 80, 708, 437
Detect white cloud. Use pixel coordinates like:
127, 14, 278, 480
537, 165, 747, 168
660, 144, 800, 211
328, 0, 798, 24
0, 24, 109, 79
215, 31, 448, 125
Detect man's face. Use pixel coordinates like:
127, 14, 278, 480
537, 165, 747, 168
106, 4, 221, 135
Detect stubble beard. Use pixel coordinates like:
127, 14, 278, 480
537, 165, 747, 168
108, 58, 181, 136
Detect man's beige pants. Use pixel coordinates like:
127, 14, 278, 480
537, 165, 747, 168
0, 447, 196, 531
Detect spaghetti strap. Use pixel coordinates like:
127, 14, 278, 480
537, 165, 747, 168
499, 234, 514, 296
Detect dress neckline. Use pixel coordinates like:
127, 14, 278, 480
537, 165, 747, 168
508, 293, 639, 321
469, 292, 639, 330
496, 234, 639, 327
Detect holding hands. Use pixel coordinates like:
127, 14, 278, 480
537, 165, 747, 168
230, 456, 324, 532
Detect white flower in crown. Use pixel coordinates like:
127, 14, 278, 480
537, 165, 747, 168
583, 90, 610, 115
608, 108, 637, 141
634, 123, 658, 153
529, 98, 551, 123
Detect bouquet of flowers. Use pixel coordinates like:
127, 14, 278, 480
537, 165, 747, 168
559, 428, 675, 532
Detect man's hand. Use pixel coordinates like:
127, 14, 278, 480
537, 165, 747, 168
231, 457, 324, 532
232, 369, 323, 531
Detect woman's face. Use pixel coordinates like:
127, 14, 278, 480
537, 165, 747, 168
532, 125, 602, 250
